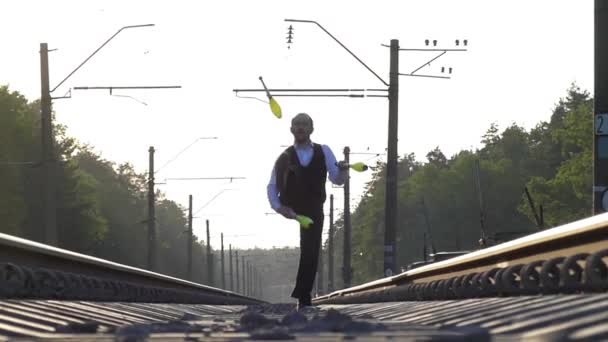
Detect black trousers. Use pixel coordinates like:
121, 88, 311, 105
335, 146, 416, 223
290, 207, 324, 300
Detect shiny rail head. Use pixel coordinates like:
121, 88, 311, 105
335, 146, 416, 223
0, 232, 262, 303
315, 212, 608, 302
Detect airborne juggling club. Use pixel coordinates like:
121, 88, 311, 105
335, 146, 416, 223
259, 76, 282, 119
293, 163, 367, 229
337, 161, 369, 172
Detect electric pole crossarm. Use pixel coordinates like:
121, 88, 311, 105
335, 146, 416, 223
397, 48, 468, 52
73, 86, 181, 90
285, 19, 388, 87
51, 24, 155, 93
233, 88, 388, 92
232, 89, 388, 98
267, 94, 369, 98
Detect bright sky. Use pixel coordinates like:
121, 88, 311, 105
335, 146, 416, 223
2, 0, 593, 250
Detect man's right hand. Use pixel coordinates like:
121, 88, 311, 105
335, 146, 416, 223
277, 206, 297, 219
336, 160, 349, 171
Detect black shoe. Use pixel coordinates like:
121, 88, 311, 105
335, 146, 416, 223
297, 296, 312, 310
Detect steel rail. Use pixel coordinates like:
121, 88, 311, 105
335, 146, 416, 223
315, 212, 608, 304
0, 233, 262, 304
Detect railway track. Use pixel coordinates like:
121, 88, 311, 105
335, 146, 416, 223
0, 213, 607, 340
0, 232, 261, 305
315, 212, 608, 304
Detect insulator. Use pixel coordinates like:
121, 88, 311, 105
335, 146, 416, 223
433, 40, 437, 46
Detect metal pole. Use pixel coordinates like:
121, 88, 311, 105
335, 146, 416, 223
40, 43, 57, 246
420, 197, 437, 255
343, 146, 352, 288
250, 263, 253, 297
317, 246, 325, 294
187, 195, 193, 280
383, 39, 399, 277
260, 268, 264, 299
474, 159, 488, 246
229, 244, 233, 291
423, 232, 428, 262
249, 263, 253, 296
258, 270, 262, 298
235, 250, 240, 293
206, 220, 213, 286
245, 260, 250, 296
328, 194, 335, 292
258, 269, 262, 297
220, 233, 225, 289
524, 187, 543, 229
594, 0, 608, 213
147, 146, 156, 271
241, 256, 246, 294
253, 268, 257, 297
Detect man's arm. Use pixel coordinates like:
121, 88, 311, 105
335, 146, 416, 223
266, 166, 282, 211
322, 145, 347, 185
267, 164, 296, 219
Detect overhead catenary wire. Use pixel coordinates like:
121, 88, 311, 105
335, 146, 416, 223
154, 137, 218, 175
193, 188, 236, 217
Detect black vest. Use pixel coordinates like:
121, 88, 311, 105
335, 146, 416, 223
275, 144, 327, 212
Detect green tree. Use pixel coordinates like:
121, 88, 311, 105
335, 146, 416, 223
520, 85, 593, 226
0, 86, 37, 236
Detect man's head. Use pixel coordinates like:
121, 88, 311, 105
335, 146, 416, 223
291, 113, 314, 144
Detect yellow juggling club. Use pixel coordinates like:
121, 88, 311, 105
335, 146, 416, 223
295, 215, 314, 229
350, 162, 369, 172
259, 76, 282, 119
337, 161, 369, 172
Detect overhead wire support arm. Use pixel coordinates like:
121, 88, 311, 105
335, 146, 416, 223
410, 51, 447, 75
51, 24, 155, 93
390, 44, 468, 79
73, 86, 182, 91
285, 19, 388, 87
74, 86, 182, 105
398, 73, 451, 80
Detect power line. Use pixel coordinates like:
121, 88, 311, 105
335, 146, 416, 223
154, 137, 218, 174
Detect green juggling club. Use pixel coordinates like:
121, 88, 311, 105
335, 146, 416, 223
295, 215, 314, 228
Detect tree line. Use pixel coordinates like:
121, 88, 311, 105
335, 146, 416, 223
322, 84, 593, 287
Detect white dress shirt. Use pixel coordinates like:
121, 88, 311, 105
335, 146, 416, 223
267, 141, 346, 211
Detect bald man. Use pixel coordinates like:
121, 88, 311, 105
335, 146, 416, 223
267, 113, 347, 309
